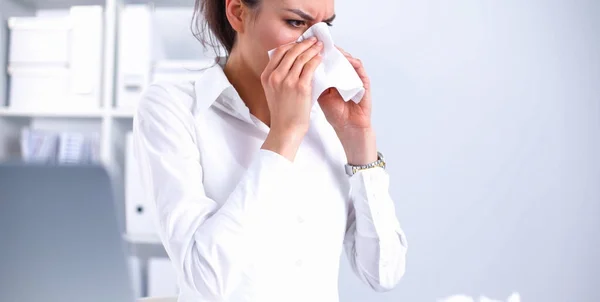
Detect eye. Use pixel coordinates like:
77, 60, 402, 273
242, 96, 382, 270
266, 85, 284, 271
286, 19, 307, 28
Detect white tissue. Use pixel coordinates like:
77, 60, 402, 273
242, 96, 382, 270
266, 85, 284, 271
267, 22, 365, 105
438, 292, 521, 302
438, 295, 475, 302
479, 297, 502, 302
506, 292, 521, 302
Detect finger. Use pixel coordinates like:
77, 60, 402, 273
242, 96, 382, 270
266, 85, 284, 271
336, 46, 351, 57
346, 57, 371, 89
346, 56, 363, 69
262, 43, 296, 79
337, 46, 357, 65
277, 37, 319, 73
288, 41, 323, 79
299, 52, 323, 85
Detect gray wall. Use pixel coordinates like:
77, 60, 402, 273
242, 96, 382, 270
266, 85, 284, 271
333, 0, 600, 301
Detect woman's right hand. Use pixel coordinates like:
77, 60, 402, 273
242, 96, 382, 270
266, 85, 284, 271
260, 37, 323, 161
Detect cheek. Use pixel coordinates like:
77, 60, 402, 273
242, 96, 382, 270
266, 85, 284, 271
260, 25, 298, 52
251, 25, 300, 74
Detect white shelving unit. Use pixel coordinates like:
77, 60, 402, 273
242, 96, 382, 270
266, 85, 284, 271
0, 0, 202, 297
0, 0, 202, 216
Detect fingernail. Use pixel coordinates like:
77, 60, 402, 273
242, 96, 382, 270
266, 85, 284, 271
309, 37, 317, 42
316, 41, 323, 47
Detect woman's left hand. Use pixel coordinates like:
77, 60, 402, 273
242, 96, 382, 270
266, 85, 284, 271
317, 47, 378, 165
318, 47, 372, 132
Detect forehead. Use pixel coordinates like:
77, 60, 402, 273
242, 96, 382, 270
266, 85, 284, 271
265, 0, 335, 16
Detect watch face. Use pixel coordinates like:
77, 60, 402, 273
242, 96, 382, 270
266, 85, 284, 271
345, 164, 354, 176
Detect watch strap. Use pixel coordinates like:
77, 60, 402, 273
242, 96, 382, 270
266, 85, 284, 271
345, 151, 385, 176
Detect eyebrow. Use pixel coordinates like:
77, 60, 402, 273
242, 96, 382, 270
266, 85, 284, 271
284, 8, 336, 23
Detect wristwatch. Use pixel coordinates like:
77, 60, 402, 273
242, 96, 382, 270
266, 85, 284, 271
345, 151, 386, 176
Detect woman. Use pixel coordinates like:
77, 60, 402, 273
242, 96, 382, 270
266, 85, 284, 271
132, 0, 407, 301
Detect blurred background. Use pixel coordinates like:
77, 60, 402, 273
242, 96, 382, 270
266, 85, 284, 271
0, 0, 598, 301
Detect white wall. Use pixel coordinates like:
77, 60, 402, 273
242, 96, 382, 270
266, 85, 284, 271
332, 0, 600, 301
1, 0, 597, 300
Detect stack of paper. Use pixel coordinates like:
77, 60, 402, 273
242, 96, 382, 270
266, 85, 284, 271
20, 129, 60, 164
20, 128, 101, 164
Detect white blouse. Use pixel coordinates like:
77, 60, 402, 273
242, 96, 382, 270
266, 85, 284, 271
132, 61, 408, 302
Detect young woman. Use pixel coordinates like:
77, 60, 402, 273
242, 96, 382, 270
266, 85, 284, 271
132, 0, 407, 301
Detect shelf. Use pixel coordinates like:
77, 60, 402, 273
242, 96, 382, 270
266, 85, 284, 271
8, 0, 194, 10
111, 108, 136, 118
12, 0, 105, 10
0, 107, 141, 119
0, 107, 105, 118
126, 0, 195, 8
123, 233, 162, 245
123, 234, 167, 259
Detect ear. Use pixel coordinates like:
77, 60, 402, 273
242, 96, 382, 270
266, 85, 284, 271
225, 0, 246, 33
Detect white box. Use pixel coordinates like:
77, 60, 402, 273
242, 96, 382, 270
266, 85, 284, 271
8, 67, 70, 111
8, 66, 100, 111
125, 132, 159, 235
7, 6, 103, 111
148, 258, 179, 297
8, 17, 71, 66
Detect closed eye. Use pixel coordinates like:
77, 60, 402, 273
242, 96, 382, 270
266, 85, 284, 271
286, 20, 334, 28
286, 19, 307, 28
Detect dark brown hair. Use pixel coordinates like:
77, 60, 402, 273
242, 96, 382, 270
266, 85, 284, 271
192, 0, 261, 56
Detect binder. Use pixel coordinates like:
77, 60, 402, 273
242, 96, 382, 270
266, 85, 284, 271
125, 132, 159, 235
69, 6, 103, 103
117, 5, 152, 109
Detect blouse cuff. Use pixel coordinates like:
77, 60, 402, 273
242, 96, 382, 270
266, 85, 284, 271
349, 167, 404, 241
